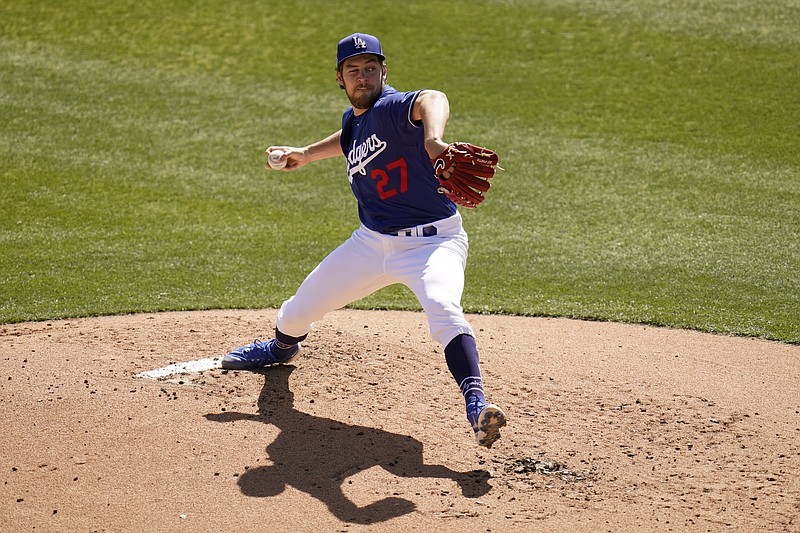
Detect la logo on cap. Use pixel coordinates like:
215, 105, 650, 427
353, 36, 367, 49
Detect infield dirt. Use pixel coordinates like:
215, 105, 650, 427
1, 309, 798, 532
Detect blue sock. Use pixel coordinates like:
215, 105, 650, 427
274, 328, 306, 358
444, 334, 486, 406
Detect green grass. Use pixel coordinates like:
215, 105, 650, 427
1, 0, 798, 343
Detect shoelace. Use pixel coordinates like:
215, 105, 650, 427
466, 400, 486, 428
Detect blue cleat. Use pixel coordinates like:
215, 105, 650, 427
221, 338, 299, 370
467, 400, 507, 448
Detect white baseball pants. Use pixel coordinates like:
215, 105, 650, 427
276, 212, 474, 347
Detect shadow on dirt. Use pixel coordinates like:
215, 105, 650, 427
205, 365, 490, 524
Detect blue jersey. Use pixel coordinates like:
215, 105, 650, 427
340, 85, 456, 233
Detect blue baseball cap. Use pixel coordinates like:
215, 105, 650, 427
337, 33, 385, 68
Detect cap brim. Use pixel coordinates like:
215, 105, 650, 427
337, 52, 386, 67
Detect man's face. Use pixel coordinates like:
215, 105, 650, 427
337, 54, 386, 112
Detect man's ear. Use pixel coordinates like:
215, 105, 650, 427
336, 70, 345, 89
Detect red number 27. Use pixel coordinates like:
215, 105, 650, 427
371, 157, 408, 200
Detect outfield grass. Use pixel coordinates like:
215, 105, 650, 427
1, 0, 798, 343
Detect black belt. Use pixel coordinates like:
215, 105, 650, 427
382, 225, 438, 237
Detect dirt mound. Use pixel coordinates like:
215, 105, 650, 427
1, 309, 798, 532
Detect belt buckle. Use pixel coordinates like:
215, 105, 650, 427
391, 225, 437, 237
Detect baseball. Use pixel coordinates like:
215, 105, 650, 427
268, 150, 287, 170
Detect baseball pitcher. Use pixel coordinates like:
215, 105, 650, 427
222, 33, 506, 447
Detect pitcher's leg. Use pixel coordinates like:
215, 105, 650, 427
222, 229, 391, 371
404, 239, 473, 347
276, 229, 391, 338
403, 239, 506, 447
444, 333, 506, 447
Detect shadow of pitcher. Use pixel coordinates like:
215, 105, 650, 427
206, 365, 491, 524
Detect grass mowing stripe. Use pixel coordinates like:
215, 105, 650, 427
461, 129, 798, 338
442, 7, 799, 169
0, 38, 353, 321
498, 0, 800, 47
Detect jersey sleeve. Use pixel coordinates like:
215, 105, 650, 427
395, 89, 423, 138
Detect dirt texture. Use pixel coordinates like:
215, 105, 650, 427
1, 309, 799, 532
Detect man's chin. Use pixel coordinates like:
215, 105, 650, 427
348, 89, 381, 110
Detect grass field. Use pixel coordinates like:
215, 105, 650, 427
1, 0, 798, 342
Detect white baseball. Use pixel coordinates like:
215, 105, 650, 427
268, 150, 287, 170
